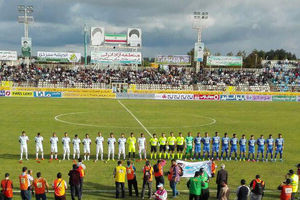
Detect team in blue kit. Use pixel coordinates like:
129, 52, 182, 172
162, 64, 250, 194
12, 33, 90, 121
179, 132, 285, 162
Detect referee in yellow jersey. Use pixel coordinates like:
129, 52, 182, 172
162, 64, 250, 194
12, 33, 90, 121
167, 132, 176, 159
128, 132, 136, 159
114, 160, 126, 198
159, 133, 167, 159
150, 134, 159, 159
176, 132, 185, 159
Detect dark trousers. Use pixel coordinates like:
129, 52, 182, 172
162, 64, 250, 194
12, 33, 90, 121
71, 184, 81, 200
155, 176, 164, 189
128, 179, 138, 197
35, 193, 47, 200
79, 178, 83, 195
189, 194, 201, 200
21, 190, 31, 200
54, 195, 66, 200
217, 184, 221, 199
141, 180, 152, 198
115, 182, 125, 198
291, 193, 296, 200
201, 188, 209, 200
3, 197, 12, 200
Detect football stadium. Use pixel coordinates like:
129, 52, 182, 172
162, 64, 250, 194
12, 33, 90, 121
0, 1, 300, 200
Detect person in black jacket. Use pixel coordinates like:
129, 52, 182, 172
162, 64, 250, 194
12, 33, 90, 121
68, 164, 81, 200
216, 164, 228, 199
236, 179, 250, 200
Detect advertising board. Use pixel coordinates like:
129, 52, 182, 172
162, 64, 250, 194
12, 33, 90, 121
91, 51, 142, 64
37, 51, 81, 63
245, 95, 272, 101
116, 93, 154, 99
34, 91, 62, 98
155, 55, 191, 65
11, 91, 34, 97
155, 93, 194, 100
272, 95, 297, 102
194, 42, 204, 62
194, 94, 220, 101
63, 92, 116, 98
207, 56, 243, 66
220, 95, 245, 101
0, 51, 17, 61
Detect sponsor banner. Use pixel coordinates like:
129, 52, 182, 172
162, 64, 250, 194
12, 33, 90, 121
104, 34, 127, 44
155, 55, 191, 65
245, 95, 272, 102
155, 93, 194, 100
0, 90, 5, 96
63, 92, 116, 99
91, 51, 142, 64
21, 37, 32, 57
220, 95, 245, 101
116, 93, 155, 99
5, 90, 11, 96
127, 28, 142, 47
34, 91, 62, 98
11, 91, 33, 97
207, 56, 243, 66
176, 160, 212, 178
0, 51, 17, 61
272, 95, 297, 102
37, 51, 81, 63
297, 96, 300, 102
194, 42, 204, 62
194, 94, 220, 101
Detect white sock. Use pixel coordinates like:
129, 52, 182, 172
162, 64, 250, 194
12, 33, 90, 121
87, 155, 90, 160
101, 153, 103, 160
67, 153, 70, 160
84, 155, 86, 160
21, 153, 23, 160
63, 154, 66, 160
51, 154, 53, 159
41, 152, 44, 159
77, 153, 80, 159
36, 153, 38, 159
55, 154, 57, 159
96, 153, 98, 160
123, 154, 125, 160
25, 152, 28, 159
73, 154, 75, 159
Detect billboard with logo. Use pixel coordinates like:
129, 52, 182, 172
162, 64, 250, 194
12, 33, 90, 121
207, 56, 243, 66
91, 51, 142, 64
37, 51, 81, 63
155, 55, 191, 65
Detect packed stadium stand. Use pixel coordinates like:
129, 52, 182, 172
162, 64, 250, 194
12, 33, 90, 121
0, 63, 299, 92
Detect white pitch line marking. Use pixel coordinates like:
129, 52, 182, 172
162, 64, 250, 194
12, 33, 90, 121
117, 100, 153, 137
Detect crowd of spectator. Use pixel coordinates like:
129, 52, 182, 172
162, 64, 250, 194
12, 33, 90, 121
0, 63, 299, 88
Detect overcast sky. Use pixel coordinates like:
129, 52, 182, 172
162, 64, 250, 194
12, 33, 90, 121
0, 0, 299, 58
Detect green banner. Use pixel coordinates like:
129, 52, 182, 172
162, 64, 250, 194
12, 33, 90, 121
272, 95, 297, 102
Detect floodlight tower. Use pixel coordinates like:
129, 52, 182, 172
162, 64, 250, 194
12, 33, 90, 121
84, 24, 88, 66
18, 5, 34, 40
193, 11, 208, 73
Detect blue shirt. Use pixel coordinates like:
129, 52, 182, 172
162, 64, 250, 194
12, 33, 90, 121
239, 138, 247, 146
248, 139, 256, 147
202, 137, 211, 146
222, 137, 230, 146
194, 137, 202, 146
257, 138, 265, 147
230, 138, 238, 146
275, 138, 284, 147
266, 138, 274, 147
212, 136, 220, 146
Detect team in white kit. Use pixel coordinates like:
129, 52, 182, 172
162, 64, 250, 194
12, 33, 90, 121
18, 131, 148, 161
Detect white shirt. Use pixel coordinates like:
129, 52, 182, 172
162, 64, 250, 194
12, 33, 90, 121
95, 136, 104, 146
138, 137, 146, 148
35, 136, 43, 146
118, 138, 127, 148
107, 138, 116, 147
19, 136, 29, 146
82, 138, 91, 148
72, 138, 81, 148
50, 137, 59, 146
62, 137, 71, 147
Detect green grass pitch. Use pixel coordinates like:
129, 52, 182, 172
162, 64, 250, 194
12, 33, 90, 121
0, 98, 299, 199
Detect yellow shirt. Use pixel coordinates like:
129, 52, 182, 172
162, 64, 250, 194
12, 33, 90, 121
115, 166, 126, 183
176, 137, 185, 145
150, 138, 158, 146
290, 174, 299, 192
159, 137, 167, 145
167, 136, 176, 145
128, 137, 136, 147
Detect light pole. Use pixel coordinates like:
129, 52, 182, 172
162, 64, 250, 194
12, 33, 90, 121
18, 5, 34, 62
84, 24, 88, 66
193, 11, 208, 73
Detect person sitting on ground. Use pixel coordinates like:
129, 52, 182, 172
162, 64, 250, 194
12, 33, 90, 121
153, 183, 167, 200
